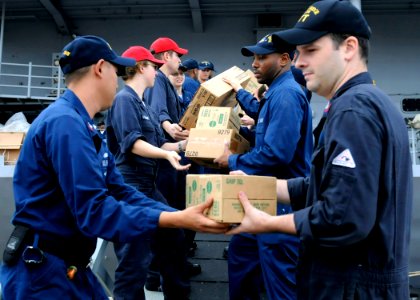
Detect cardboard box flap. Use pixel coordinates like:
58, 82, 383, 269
0, 132, 25, 150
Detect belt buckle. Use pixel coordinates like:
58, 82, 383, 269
22, 245, 45, 265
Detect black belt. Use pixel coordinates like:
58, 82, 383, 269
27, 230, 96, 267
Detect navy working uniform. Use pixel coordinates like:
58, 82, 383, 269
145, 69, 198, 285
106, 85, 190, 300
183, 75, 200, 97
288, 73, 413, 299
0, 89, 173, 299
228, 70, 313, 300
145, 70, 187, 209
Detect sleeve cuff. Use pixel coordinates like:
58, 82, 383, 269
228, 154, 239, 171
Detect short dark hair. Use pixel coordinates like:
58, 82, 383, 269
64, 65, 91, 85
329, 33, 369, 65
153, 50, 174, 61
121, 61, 153, 81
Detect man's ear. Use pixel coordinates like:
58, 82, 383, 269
93, 59, 106, 76
279, 53, 290, 66
163, 51, 171, 62
343, 36, 358, 61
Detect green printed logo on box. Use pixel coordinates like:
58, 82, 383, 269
211, 200, 220, 216
218, 114, 224, 124
192, 180, 197, 191
226, 178, 244, 185
206, 181, 212, 193
187, 186, 192, 205
209, 120, 216, 127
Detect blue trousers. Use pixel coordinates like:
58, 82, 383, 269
1, 253, 108, 300
228, 206, 299, 300
113, 165, 190, 300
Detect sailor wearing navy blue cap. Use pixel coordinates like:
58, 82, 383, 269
228, 1, 412, 299
180, 58, 200, 95
0, 35, 227, 299
215, 33, 313, 300
197, 60, 215, 83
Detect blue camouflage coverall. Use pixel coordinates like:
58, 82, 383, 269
288, 72, 413, 299
0, 90, 173, 299
228, 70, 313, 300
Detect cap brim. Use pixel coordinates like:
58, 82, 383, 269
241, 45, 275, 57
174, 47, 188, 56
272, 28, 328, 46
148, 57, 165, 66
198, 66, 214, 71
179, 65, 188, 71
109, 56, 136, 76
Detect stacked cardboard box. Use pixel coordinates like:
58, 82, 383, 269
179, 66, 250, 130
195, 106, 241, 131
185, 106, 249, 168
186, 174, 277, 223
0, 132, 25, 165
243, 69, 263, 94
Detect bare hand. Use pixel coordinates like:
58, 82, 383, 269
165, 123, 189, 141
214, 141, 232, 168
226, 191, 271, 235
223, 76, 242, 92
166, 150, 191, 171
240, 115, 255, 126
229, 170, 248, 175
179, 197, 230, 233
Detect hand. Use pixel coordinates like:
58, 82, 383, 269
174, 128, 189, 141
240, 115, 255, 126
223, 76, 242, 92
229, 170, 248, 175
165, 123, 189, 141
214, 141, 231, 168
165, 150, 191, 171
226, 191, 271, 235
177, 197, 230, 233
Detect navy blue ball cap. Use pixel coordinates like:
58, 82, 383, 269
241, 34, 295, 58
241, 34, 278, 57
198, 61, 215, 71
180, 58, 198, 71
59, 35, 136, 76
272, 0, 371, 46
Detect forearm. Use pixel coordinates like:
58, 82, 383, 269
131, 139, 169, 160
276, 179, 291, 204
269, 214, 297, 235
158, 210, 182, 228
161, 141, 185, 153
162, 120, 172, 135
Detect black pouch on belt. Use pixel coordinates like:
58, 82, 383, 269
3, 225, 30, 265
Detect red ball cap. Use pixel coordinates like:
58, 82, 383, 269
122, 46, 164, 66
150, 37, 188, 56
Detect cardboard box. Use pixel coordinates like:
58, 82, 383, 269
0, 132, 25, 165
186, 174, 277, 223
185, 128, 249, 168
243, 69, 263, 94
195, 106, 241, 131
180, 66, 250, 129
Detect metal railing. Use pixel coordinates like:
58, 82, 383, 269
0, 61, 65, 101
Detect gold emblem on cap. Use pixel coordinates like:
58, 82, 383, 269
259, 34, 272, 43
298, 5, 320, 23
63, 50, 71, 56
